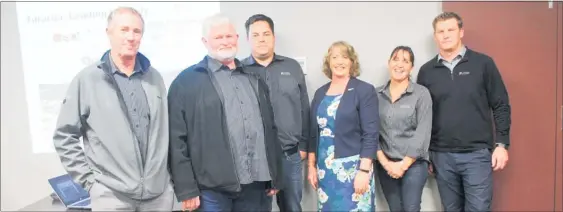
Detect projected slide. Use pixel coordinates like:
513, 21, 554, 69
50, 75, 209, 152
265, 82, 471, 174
16, 2, 219, 153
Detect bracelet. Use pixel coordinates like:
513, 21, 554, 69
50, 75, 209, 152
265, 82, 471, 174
359, 168, 370, 173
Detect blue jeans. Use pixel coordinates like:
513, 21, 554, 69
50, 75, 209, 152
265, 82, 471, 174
376, 160, 429, 212
276, 150, 303, 212
430, 148, 493, 212
199, 181, 273, 212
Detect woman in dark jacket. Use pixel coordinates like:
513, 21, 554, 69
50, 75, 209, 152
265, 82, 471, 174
306, 41, 380, 211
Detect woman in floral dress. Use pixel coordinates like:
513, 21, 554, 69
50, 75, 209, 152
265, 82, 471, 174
307, 41, 380, 211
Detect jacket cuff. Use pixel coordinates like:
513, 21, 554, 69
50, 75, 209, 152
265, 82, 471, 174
84, 180, 95, 193
176, 189, 201, 202
298, 141, 308, 152
359, 147, 376, 159
306, 137, 317, 153
80, 172, 96, 192
496, 134, 510, 146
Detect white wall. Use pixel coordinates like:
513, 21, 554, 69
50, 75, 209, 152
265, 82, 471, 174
221, 2, 443, 211
1, 2, 68, 211
1, 2, 443, 211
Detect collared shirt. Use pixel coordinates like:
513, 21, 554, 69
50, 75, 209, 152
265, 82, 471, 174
242, 54, 310, 152
208, 57, 271, 184
110, 57, 150, 165
438, 45, 467, 72
376, 81, 433, 160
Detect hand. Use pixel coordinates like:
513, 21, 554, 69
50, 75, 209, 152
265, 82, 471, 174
384, 162, 405, 179
353, 171, 370, 194
428, 162, 434, 175
182, 196, 200, 211
492, 146, 509, 171
300, 151, 307, 160
266, 188, 279, 196
308, 165, 318, 190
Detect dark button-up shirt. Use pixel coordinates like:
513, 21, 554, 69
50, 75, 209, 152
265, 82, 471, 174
376, 81, 433, 160
208, 58, 271, 184
242, 54, 310, 152
110, 57, 150, 165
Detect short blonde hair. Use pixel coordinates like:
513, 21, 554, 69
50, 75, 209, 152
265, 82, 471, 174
322, 41, 361, 79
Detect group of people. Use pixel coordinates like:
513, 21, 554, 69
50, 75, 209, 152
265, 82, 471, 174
52, 6, 511, 212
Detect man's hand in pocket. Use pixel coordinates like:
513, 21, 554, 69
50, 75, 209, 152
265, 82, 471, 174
300, 150, 307, 160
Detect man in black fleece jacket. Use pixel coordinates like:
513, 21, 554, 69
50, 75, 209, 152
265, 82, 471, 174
167, 13, 284, 212
417, 12, 511, 212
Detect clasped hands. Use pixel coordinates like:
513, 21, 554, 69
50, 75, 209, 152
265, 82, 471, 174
307, 164, 371, 195
382, 161, 407, 179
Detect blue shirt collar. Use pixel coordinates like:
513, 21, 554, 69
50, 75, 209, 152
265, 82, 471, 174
438, 45, 467, 62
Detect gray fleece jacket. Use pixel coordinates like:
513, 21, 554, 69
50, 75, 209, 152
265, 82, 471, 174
53, 50, 170, 200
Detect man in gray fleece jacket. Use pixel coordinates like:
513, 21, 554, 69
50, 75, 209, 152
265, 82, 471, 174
52, 7, 173, 211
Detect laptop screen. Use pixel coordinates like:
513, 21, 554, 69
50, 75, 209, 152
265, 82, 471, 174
48, 174, 90, 206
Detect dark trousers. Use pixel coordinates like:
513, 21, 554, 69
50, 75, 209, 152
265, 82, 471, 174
376, 160, 429, 212
276, 150, 303, 212
430, 148, 493, 212
199, 181, 272, 212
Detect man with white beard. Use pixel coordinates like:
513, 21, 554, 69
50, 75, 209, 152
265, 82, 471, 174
167, 13, 285, 212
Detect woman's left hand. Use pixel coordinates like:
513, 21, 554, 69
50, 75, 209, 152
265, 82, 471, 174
353, 171, 370, 194
386, 162, 406, 179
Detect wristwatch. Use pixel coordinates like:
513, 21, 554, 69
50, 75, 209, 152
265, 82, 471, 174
495, 143, 508, 150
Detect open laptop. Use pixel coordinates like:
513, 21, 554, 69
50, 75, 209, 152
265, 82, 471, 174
48, 174, 91, 209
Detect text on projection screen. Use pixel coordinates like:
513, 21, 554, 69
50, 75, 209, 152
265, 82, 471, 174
16, 2, 219, 153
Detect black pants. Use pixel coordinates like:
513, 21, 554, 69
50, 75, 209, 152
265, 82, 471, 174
430, 148, 494, 212
376, 160, 429, 212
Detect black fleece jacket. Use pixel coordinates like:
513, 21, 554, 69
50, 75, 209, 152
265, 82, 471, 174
417, 48, 511, 152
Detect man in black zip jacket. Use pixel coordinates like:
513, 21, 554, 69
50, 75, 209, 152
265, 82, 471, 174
417, 12, 511, 212
168, 13, 284, 212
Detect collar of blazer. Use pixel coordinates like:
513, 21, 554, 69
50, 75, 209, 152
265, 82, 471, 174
317, 77, 360, 98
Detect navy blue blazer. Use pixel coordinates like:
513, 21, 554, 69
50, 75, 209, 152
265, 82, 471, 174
308, 77, 380, 159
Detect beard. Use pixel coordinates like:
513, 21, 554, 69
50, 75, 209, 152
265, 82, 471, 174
211, 48, 237, 61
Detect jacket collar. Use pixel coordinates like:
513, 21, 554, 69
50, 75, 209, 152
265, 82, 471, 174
319, 77, 360, 94
98, 50, 151, 75
433, 46, 472, 68
195, 55, 246, 74
437, 45, 467, 63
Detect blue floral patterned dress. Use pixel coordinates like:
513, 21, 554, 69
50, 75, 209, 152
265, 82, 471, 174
316, 94, 376, 212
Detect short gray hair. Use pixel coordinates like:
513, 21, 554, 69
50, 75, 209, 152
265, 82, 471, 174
202, 13, 235, 39
107, 7, 145, 32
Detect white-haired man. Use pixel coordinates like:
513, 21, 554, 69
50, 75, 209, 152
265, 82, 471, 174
168, 13, 285, 211
53, 7, 174, 211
